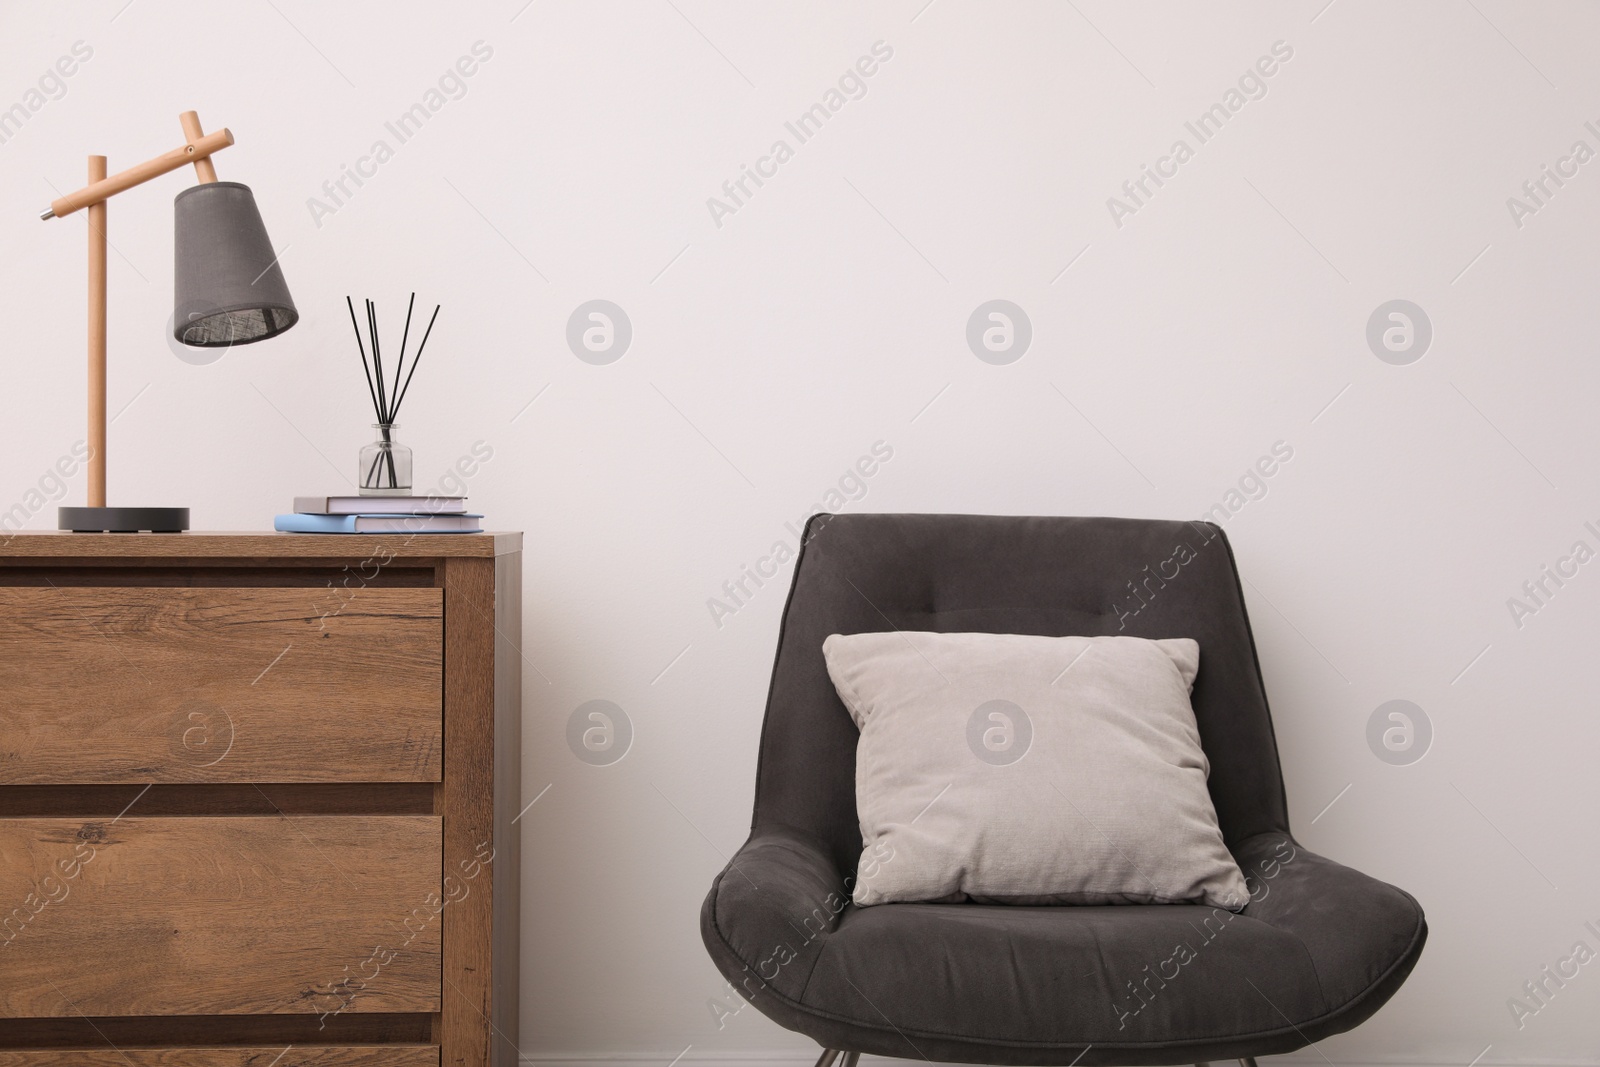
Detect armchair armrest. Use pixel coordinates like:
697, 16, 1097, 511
700, 824, 850, 1004
1234, 832, 1427, 1013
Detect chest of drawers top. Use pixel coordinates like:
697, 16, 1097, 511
0, 530, 521, 559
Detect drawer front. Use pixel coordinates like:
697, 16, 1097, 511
0, 815, 442, 1017
0, 587, 442, 783
0, 1050, 439, 1066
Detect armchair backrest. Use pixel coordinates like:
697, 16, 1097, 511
750, 513, 1291, 873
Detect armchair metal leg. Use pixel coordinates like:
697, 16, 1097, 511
1240, 1059, 1259, 1067
812, 1052, 858, 1067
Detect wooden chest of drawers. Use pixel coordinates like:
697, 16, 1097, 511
0, 533, 522, 1067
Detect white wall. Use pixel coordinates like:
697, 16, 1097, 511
3, 1, 1598, 1063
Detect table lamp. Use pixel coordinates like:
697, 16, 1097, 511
40, 110, 298, 532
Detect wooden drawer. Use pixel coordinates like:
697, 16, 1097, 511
0, 1050, 439, 1066
0, 815, 442, 1017
0, 587, 442, 783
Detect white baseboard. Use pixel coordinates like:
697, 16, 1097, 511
519, 1055, 820, 1067
516, 1062, 880, 1067
518, 1055, 836, 1067
517, 1062, 932, 1067
518, 1056, 1600, 1067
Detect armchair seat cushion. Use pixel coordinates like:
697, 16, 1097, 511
703, 830, 1426, 1066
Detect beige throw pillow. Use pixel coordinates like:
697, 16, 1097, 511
822, 632, 1248, 909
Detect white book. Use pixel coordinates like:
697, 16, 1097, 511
294, 495, 467, 515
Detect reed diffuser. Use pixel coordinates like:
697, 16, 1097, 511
346, 293, 440, 495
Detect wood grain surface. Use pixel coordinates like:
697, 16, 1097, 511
432, 552, 522, 1066
0, 537, 520, 1065
0, 566, 437, 588
0, 587, 442, 784
0, 533, 519, 560
0, 815, 442, 1017
0, 1048, 438, 1066
0, 784, 434, 817
439, 557, 498, 1067
491, 551, 523, 1067
0, 1013, 433, 1048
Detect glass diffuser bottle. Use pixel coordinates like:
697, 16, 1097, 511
359, 423, 412, 495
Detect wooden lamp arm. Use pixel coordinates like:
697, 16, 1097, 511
178, 111, 219, 184
40, 113, 232, 220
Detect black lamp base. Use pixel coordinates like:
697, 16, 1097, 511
59, 506, 190, 533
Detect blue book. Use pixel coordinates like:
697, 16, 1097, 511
275, 513, 483, 534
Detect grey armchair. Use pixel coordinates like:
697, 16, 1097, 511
701, 514, 1425, 1066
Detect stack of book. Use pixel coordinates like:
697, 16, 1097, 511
274, 496, 483, 534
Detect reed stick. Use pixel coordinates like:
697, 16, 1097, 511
345, 296, 383, 424
389, 303, 439, 421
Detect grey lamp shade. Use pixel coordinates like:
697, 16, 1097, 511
173, 182, 297, 347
